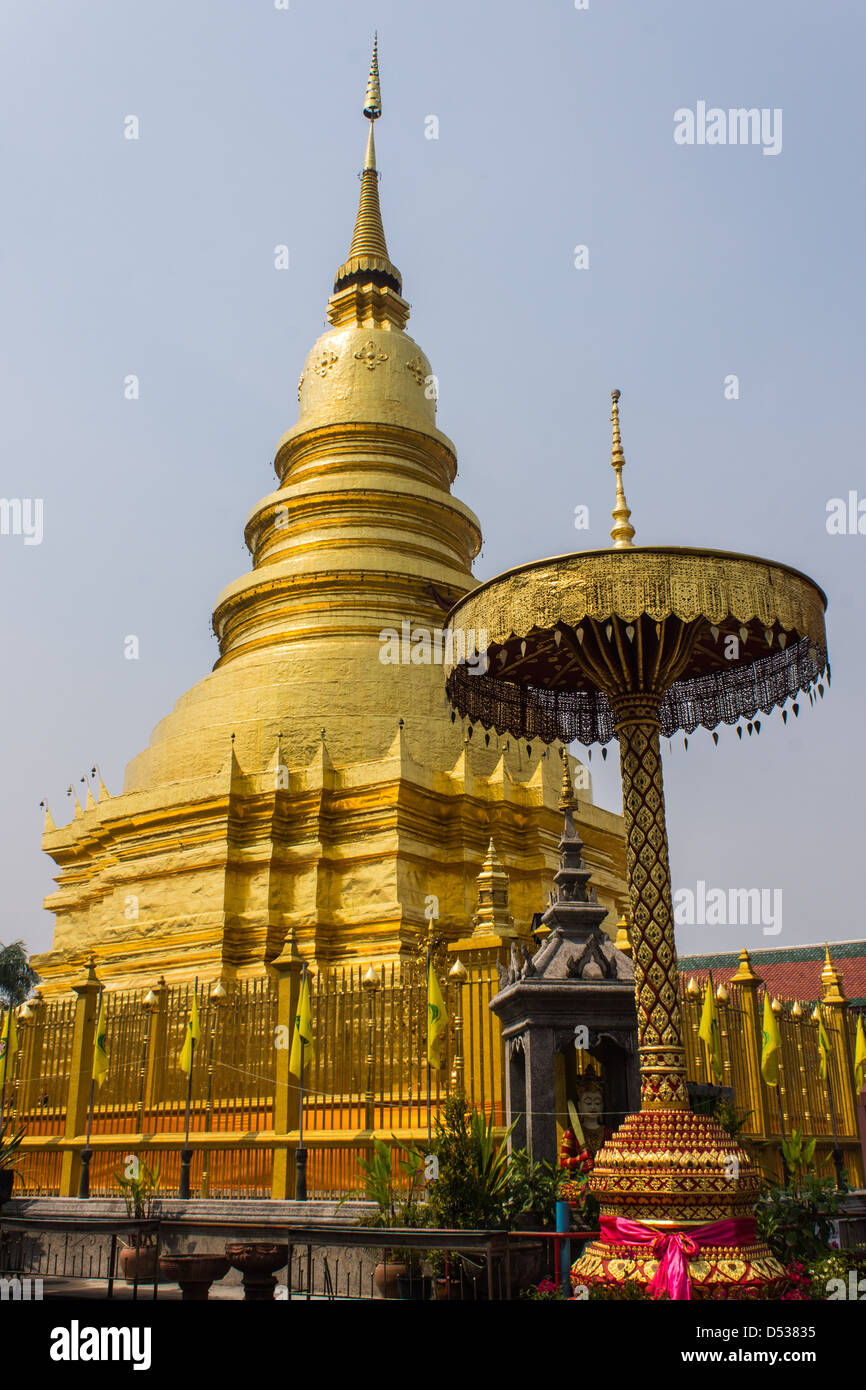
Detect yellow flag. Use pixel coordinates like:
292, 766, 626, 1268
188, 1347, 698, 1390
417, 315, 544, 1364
92, 995, 109, 1088
698, 980, 723, 1082
817, 1011, 832, 1083
0, 1009, 18, 1077
427, 963, 447, 1068
761, 993, 781, 1087
289, 973, 315, 1077
179, 993, 201, 1077
855, 1016, 866, 1093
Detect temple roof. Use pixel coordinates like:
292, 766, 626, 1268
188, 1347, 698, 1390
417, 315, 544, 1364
679, 941, 866, 1009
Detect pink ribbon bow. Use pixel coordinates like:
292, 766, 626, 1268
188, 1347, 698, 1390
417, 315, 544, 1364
599, 1215, 755, 1300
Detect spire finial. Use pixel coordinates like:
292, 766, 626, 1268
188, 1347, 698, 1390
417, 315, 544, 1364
821, 942, 846, 1002
559, 753, 575, 812
364, 34, 382, 120
609, 389, 636, 549
331, 34, 403, 306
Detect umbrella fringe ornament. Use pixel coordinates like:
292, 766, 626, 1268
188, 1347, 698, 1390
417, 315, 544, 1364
444, 390, 829, 1300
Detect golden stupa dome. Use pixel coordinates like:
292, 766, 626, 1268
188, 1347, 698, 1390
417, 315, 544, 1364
290, 325, 442, 443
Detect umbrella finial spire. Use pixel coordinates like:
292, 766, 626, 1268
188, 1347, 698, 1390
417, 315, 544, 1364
609, 389, 636, 549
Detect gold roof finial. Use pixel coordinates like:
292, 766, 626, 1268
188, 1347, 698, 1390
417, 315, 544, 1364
609, 389, 636, 549
364, 33, 382, 120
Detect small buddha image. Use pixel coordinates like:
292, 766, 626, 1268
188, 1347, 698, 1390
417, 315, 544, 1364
575, 1066, 609, 1157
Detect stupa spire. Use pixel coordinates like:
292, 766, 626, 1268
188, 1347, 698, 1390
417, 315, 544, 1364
363, 33, 382, 119
332, 35, 402, 299
609, 389, 636, 549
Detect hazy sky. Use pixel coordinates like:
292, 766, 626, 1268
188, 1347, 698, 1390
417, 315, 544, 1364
2, 0, 863, 960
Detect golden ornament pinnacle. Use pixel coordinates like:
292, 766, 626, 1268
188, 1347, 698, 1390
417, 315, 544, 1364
559, 753, 576, 810
609, 389, 636, 549
821, 942, 846, 1004
362, 964, 382, 990
731, 947, 760, 985
614, 914, 632, 956
363, 34, 382, 119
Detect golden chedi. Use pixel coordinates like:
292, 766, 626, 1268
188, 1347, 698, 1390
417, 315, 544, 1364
34, 44, 627, 992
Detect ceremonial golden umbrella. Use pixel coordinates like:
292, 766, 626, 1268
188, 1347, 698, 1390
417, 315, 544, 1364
444, 392, 828, 1296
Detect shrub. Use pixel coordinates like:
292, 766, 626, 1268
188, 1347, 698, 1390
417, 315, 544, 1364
756, 1175, 842, 1265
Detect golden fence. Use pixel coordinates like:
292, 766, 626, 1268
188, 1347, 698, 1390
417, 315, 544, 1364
3, 953, 862, 1199
680, 980, 864, 1186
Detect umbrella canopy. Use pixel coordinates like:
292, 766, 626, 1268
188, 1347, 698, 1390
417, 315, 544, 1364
445, 545, 828, 745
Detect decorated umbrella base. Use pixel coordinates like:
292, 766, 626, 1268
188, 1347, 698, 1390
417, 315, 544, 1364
572, 1230, 784, 1299
570, 1109, 786, 1299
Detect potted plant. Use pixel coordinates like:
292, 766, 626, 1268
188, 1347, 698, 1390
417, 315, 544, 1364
425, 1092, 514, 1232
426, 1092, 545, 1298
394, 1182, 433, 1302
756, 1128, 844, 1275
114, 1159, 161, 1282
0, 1121, 25, 1205
503, 1147, 566, 1231
356, 1138, 432, 1299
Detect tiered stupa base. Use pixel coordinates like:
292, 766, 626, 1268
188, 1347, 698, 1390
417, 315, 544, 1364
571, 1109, 786, 1299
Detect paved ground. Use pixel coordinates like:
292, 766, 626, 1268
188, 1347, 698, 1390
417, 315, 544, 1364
17, 1275, 367, 1300
22, 1276, 243, 1300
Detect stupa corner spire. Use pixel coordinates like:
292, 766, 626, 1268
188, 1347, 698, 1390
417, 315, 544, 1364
609, 388, 636, 549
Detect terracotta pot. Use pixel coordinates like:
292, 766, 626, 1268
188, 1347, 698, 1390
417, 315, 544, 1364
434, 1276, 462, 1301
158, 1253, 230, 1301
119, 1244, 158, 1284
373, 1260, 408, 1299
225, 1242, 289, 1301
